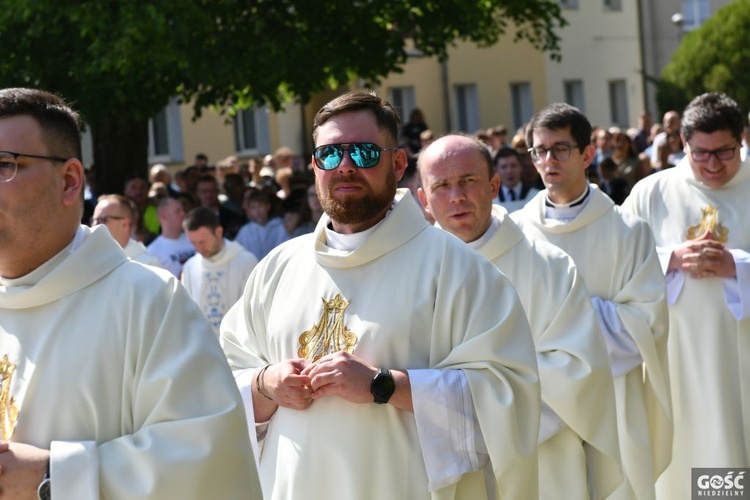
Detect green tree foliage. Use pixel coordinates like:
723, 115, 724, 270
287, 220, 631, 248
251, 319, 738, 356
658, 0, 750, 115
0, 0, 565, 194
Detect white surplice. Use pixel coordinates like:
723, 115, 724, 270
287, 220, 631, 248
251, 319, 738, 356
465, 205, 621, 499
181, 239, 258, 333
0, 225, 260, 499
513, 186, 672, 500
623, 156, 750, 500
222, 190, 541, 500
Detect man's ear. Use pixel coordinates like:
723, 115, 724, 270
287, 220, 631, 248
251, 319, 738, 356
61, 159, 84, 207
417, 187, 431, 214
581, 143, 596, 168
393, 148, 409, 182
490, 173, 501, 198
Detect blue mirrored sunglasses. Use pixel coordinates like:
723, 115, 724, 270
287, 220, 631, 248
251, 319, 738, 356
313, 142, 398, 170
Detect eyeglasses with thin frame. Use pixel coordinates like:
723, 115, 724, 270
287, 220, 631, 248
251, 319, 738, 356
91, 215, 127, 226
527, 143, 580, 165
0, 150, 69, 183
313, 142, 398, 170
687, 144, 738, 162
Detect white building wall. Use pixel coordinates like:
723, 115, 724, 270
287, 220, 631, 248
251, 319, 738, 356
546, 0, 645, 129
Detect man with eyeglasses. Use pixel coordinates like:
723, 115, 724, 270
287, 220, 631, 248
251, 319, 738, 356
91, 194, 162, 268
417, 134, 621, 499
0, 88, 260, 498
221, 91, 541, 500
623, 93, 750, 500
512, 102, 671, 500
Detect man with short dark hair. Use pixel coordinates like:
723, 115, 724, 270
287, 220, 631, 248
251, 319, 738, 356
0, 87, 259, 498
512, 102, 671, 500
624, 92, 750, 500
221, 92, 540, 499
493, 147, 539, 212
182, 207, 258, 333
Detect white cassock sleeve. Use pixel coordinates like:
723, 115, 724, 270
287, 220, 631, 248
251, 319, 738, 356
234, 368, 263, 471
50, 442, 98, 499
657, 244, 687, 305
591, 296, 643, 377
724, 249, 750, 320
409, 368, 489, 492
658, 245, 750, 320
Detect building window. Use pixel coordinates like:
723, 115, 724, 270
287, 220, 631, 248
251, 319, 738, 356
682, 0, 709, 30
148, 98, 184, 164
455, 84, 479, 133
388, 86, 416, 122
510, 82, 533, 131
564, 80, 585, 114
608, 79, 629, 128
233, 106, 270, 155
559, 0, 579, 9
604, 0, 621, 11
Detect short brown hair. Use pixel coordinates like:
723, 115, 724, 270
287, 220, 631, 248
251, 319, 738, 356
183, 206, 221, 232
312, 91, 400, 146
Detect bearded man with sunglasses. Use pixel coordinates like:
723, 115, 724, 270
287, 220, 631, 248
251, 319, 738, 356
512, 103, 671, 500
623, 93, 750, 500
221, 91, 541, 500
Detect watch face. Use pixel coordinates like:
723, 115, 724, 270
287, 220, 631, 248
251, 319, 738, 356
371, 369, 396, 403
37, 478, 51, 500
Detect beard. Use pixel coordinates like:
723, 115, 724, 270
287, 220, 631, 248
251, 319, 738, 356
318, 169, 396, 226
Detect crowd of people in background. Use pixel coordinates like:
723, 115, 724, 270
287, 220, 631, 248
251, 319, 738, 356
84, 148, 324, 274
83, 106, 750, 273
400, 106, 750, 211
77, 103, 750, 337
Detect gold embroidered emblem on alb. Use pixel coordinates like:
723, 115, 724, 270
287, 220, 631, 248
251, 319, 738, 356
0, 355, 19, 440
298, 294, 358, 361
686, 205, 729, 242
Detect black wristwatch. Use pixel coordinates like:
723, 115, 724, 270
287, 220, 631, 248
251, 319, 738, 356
370, 368, 396, 404
37, 470, 51, 500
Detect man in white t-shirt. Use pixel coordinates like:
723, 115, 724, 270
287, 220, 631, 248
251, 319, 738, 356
147, 197, 195, 276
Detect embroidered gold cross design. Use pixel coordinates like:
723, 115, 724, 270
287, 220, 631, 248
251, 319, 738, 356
298, 294, 358, 361
686, 205, 729, 242
0, 355, 19, 440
